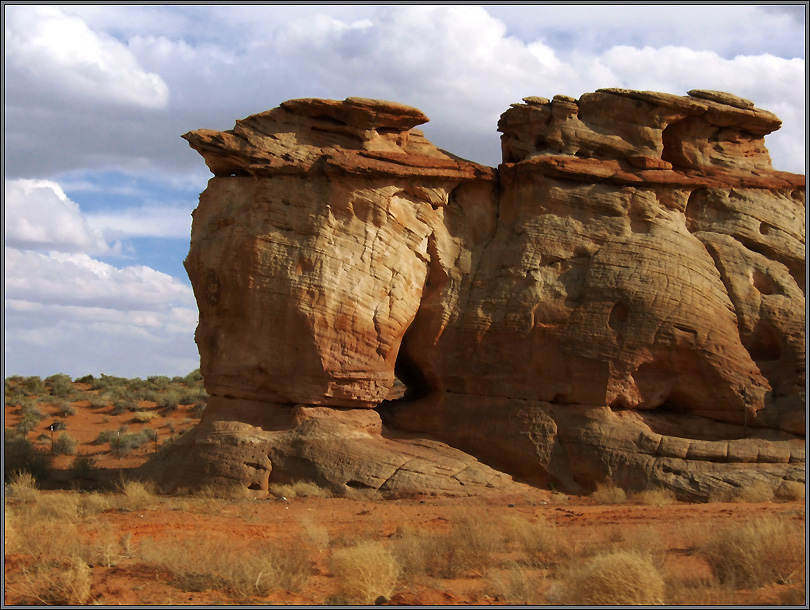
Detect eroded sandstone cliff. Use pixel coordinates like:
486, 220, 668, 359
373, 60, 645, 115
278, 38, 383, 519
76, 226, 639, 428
144, 90, 805, 500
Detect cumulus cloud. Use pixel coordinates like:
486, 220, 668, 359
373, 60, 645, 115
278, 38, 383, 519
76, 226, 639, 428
4, 5, 169, 109
2, 5, 805, 378
4, 179, 118, 254
4, 248, 194, 311
4, 5, 804, 177
4, 248, 199, 378
3, 178, 199, 378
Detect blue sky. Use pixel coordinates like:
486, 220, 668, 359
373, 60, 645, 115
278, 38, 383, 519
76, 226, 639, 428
3, 4, 806, 379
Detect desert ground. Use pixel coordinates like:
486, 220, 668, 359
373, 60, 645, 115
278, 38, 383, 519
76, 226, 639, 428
4, 373, 806, 606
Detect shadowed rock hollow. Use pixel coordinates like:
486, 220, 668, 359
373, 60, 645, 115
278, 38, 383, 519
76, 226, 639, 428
143, 90, 805, 500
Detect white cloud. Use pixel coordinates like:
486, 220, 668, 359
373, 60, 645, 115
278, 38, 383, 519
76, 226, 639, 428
4, 248, 193, 311
3, 248, 199, 378
4, 5, 169, 109
85, 205, 193, 240
4, 179, 118, 255
592, 46, 806, 173
4, 300, 199, 379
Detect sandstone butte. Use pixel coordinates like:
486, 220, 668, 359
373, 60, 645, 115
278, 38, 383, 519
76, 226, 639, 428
142, 89, 806, 502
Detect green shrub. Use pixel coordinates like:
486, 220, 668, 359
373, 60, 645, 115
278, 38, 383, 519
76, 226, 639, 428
45, 373, 75, 398
4, 429, 52, 481
53, 432, 78, 455
93, 429, 118, 445
22, 376, 45, 396
69, 455, 99, 480
55, 400, 77, 417
112, 398, 139, 415
184, 369, 203, 385
16, 403, 45, 434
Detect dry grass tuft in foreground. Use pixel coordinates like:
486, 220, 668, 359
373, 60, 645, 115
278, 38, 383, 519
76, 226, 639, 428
551, 549, 665, 605
590, 482, 627, 504
329, 540, 400, 604
21, 556, 92, 605
699, 516, 805, 589
137, 536, 314, 597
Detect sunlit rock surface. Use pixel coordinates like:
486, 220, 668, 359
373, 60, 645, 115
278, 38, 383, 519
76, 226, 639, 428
144, 91, 804, 500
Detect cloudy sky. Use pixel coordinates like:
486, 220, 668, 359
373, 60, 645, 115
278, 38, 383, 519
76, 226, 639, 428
3, 4, 806, 380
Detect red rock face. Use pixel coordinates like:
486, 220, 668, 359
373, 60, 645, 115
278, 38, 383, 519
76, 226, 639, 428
149, 90, 804, 500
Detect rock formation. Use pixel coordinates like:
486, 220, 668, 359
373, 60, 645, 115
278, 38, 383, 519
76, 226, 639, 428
145, 90, 805, 500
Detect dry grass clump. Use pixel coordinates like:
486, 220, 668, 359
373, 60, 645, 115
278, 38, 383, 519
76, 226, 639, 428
138, 536, 313, 597
775, 481, 805, 502
330, 540, 400, 604
132, 410, 158, 423
8, 470, 40, 503
502, 515, 557, 567
192, 481, 255, 501
699, 516, 805, 588
664, 574, 736, 605
605, 525, 668, 569
591, 482, 627, 504
732, 482, 775, 503
117, 479, 159, 511
269, 481, 333, 500
21, 557, 92, 605
487, 561, 545, 604
551, 550, 665, 605
392, 512, 503, 579
630, 487, 676, 506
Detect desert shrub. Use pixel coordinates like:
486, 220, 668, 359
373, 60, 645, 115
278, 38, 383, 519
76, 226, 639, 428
502, 515, 556, 567
330, 540, 400, 604
8, 470, 41, 503
137, 536, 312, 596
108, 430, 154, 455
132, 410, 158, 423
88, 394, 111, 409
93, 429, 118, 445
192, 482, 254, 501
69, 455, 99, 481
664, 574, 736, 605
191, 401, 207, 418
775, 481, 806, 501
111, 399, 132, 415
4, 429, 52, 481
178, 392, 199, 406
45, 373, 75, 398
609, 525, 668, 569
117, 479, 158, 511
53, 432, 78, 455
16, 402, 45, 434
552, 550, 665, 605
54, 400, 77, 417
631, 487, 676, 506
731, 482, 775, 503
591, 482, 627, 504
147, 375, 171, 389
699, 516, 805, 588
157, 389, 182, 411
269, 481, 333, 500
21, 557, 92, 605
392, 512, 502, 579
487, 561, 545, 604
75, 374, 95, 384
184, 369, 204, 385
22, 376, 45, 396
